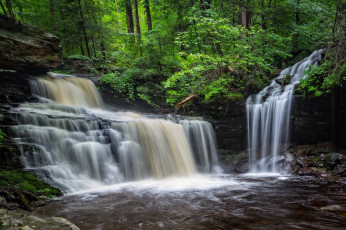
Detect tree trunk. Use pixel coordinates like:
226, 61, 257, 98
91, 32, 97, 59
292, 0, 300, 55
5, 0, 15, 19
133, 0, 142, 56
261, 0, 266, 29
239, 5, 247, 28
332, 0, 341, 34
215, 43, 223, 56
100, 40, 106, 61
144, 0, 152, 31
79, 36, 85, 56
0, 1, 8, 17
78, 0, 91, 58
125, 0, 135, 45
193, 19, 202, 54
49, 0, 58, 32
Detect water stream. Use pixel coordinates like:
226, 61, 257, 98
246, 50, 323, 172
10, 74, 219, 193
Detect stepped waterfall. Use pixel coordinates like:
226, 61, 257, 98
10, 75, 220, 193
246, 50, 323, 172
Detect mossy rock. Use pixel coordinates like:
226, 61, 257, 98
0, 170, 62, 198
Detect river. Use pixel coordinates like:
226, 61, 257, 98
35, 174, 346, 230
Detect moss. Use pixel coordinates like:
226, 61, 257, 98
0, 170, 62, 197
225, 155, 234, 161
311, 157, 320, 163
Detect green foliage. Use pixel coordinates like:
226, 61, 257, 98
297, 61, 345, 98
3, 0, 340, 107
52, 70, 70, 75
164, 21, 291, 105
297, 16, 345, 99
66, 54, 91, 61
0, 129, 6, 148
0, 170, 62, 197
0, 114, 6, 148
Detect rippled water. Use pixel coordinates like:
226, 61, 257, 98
35, 175, 346, 230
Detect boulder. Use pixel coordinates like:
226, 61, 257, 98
324, 153, 342, 169
0, 15, 62, 73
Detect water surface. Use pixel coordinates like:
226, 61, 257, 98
35, 175, 346, 230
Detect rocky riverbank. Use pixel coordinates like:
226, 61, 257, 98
220, 142, 346, 179
0, 208, 79, 230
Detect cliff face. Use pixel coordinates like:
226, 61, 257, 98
177, 89, 346, 175
0, 15, 62, 74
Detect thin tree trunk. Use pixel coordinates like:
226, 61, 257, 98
91, 32, 97, 59
144, 0, 152, 31
193, 19, 202, 53
240, 5, 247, 28
5, 0, 14, 19
332, 0, 341, 34
293, 0, 300, 55
216, 43, 223, 56
133, 0, 142, 56
97, 0, 106, 61
49, 0, 58, 32
261, 0, 266, 29
125, 0, 135, 45
0, 1, 8, 17
100, 40, 106, 61
79, 36, 85, 56
78, 0, 91, 58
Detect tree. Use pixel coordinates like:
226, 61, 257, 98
0, 1, 8, 17
5, 0, 15, 19
144, 0, 152, 31
78, 0, 91, 58
133, 0, 142, 55
125, 0, 135, 45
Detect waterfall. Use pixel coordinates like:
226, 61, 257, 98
9, 75, 220, 193
246, 50, 323, 172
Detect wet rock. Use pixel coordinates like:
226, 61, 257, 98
321, 205, 344, 211
0, 208, 80, 230
219, 151, 249, 173
48, 217, 80, 230
335, 163, 346, 176
296, 157, 307, 167
0, 15, 62, 74
298, 168, 317, 177
0, 202, 19, 210
317, 147, 332, 154
284, 152, 294, 162
0, 196, 6, 203
63, 59, 94, 75
31, 200, 47, 207
324, 153, 342, 169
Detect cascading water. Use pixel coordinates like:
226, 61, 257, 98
246, 50, 323, 172
9, 74, 220, 193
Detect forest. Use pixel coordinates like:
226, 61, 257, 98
1, 1, 346, 229
1, 0, 344, 108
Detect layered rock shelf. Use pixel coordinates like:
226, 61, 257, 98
0, 15, 62, 74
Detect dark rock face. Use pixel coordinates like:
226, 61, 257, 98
0, 15, 62, 74
174, 102, 248, 157
177, 87, 346, 176
291, 89, 346, 151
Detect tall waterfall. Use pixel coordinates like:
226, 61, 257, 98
10, 75, 220, 193
246, 50, 323, 172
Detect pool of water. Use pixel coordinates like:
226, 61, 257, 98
35, 174, 346, 230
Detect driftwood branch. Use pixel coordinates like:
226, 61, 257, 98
175, 94, 195, 108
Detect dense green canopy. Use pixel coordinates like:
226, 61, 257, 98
1, 0, 344, 107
